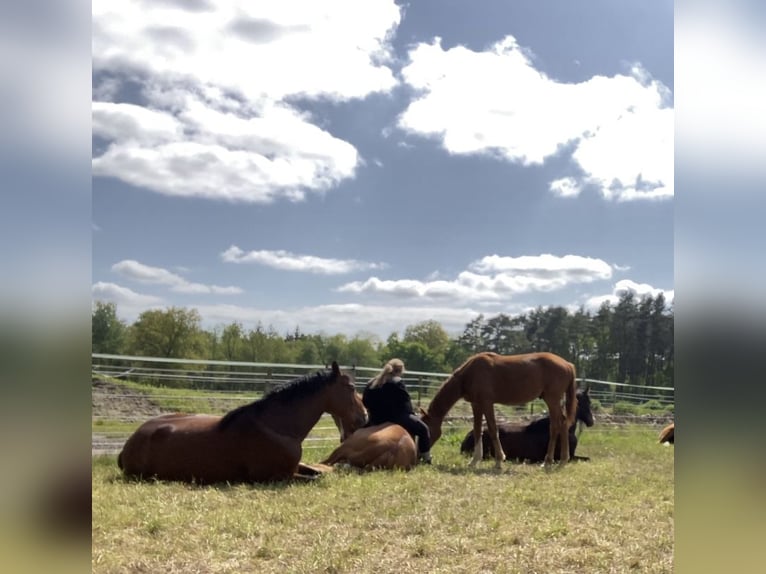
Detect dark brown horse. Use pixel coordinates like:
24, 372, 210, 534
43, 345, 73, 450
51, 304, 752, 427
321, 423, 418, 471
420, 352, 577, 469
117, 362, 367, 484
658, 422, 674, 444
460, 387, 594, 463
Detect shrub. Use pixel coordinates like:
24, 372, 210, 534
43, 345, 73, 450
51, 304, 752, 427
640, 399, 665, 411
612, 401, 639, 416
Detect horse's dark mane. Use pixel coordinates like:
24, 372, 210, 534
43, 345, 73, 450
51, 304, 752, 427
218, 369, 339, 430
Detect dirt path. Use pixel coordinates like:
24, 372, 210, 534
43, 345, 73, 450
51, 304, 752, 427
92, 377, 167, 455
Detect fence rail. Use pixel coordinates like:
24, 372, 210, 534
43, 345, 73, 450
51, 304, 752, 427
92, 354, 674, 455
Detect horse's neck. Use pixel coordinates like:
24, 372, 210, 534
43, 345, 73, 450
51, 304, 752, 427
427, 373, 462, 421
253, 396, 326, 439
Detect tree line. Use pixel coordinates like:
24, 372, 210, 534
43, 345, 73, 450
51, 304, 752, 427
92, 291, 673, 388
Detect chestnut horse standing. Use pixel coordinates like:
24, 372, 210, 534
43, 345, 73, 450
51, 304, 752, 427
321, 423, 418, 471
118, 362, 366, 484
420, 352, 577, 469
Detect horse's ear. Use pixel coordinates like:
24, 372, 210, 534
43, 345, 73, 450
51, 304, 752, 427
331, 361, 340, 375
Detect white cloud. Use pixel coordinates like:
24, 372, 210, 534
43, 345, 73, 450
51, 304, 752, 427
549, 177, 582, 198
469, 254, 613, 281
398, 37, 673, 201
221, 245, 387, 274
92, 0, 401, 202
92, 281, 164, 307
92, 102, 181, 143
584, 279, 674, 310
338, 254, 616, 302
112, 259, 243, 294
193, 302, 481, 338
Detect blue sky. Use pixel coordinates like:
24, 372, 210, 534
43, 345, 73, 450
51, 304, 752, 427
92, 0, 674, 339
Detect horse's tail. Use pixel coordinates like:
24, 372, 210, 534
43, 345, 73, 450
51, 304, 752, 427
565, 362, 577, 426
117, 450, 124, 470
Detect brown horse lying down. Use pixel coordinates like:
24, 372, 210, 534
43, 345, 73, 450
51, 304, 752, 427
321, 423, 418, 471
460, 388, 594, 463
118, 362, 366, 484
658, 422, 674, 444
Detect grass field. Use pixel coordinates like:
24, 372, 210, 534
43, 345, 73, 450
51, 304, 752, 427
92, 425, 673, 574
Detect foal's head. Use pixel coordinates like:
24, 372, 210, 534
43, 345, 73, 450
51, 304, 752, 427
324, 362, 367, 440
576, 387, 595, 427
419, 408, 442, 443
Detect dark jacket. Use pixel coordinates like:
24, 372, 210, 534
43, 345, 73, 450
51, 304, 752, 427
362, 377, 415, 425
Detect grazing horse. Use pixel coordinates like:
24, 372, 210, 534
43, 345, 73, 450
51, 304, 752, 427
321, 423, 418, 471
420, 352, 577, 469
460, 387, 594, 463
117, 362, 367, 484
658, 422, 674, 444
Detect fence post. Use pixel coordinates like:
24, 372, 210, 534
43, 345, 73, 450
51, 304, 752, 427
265, 368, 273, 394
416, 377, 422, 408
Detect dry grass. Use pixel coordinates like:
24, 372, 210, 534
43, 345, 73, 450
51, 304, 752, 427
92, 426, 673, 574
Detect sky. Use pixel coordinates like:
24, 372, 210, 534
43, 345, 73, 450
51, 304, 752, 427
92, 0, 674, 340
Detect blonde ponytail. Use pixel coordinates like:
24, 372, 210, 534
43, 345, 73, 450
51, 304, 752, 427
369, 358, 405, 388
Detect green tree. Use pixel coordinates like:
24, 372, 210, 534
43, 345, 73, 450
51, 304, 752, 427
444, 339, 473, 370
244, 324, 268, 362
384, 333, 445, 372
403, 320, 450, 353
295, 338, 321, 364
128, 307, 204, 358
523, 307, 548, 351
568, 306, 594, 377
481, 314, 516, 354
648, 294, 674, 387
221, 322, 244, 361
589, 302, 615, 380
610, 292, 637, 383
345, 336, 381, 368
92, 301, 127, 354
456, 314, 487, 355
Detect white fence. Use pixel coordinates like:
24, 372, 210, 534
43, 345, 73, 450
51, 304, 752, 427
92, 354, 674, 454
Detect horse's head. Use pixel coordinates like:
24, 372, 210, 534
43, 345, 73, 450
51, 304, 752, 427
325, 361, 367, 441
576, 386, 595, 427
419, 407, 442, 444
329, 392, 366, 443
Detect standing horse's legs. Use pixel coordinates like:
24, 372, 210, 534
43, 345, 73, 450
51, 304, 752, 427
484, 406, 506, 470
543, 403, 564, 468
558, 410, 571, 465
469, 402, 484, 466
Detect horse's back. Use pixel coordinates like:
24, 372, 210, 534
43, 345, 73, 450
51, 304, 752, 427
464, 352, 572, 404
323, 423, 417, 470
119, 413, 221, 479
118, 412, 300, 483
